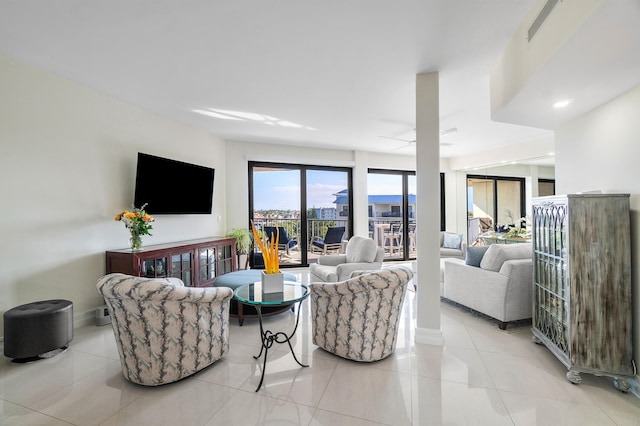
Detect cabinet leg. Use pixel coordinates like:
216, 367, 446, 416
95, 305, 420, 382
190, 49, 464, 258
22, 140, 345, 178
497, 321, 507, 330
532, 335, 542, 344
614, 378, 631, 393
566, 370, 582, 385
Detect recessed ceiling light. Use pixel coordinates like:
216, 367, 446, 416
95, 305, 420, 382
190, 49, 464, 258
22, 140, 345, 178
553, 99, 573, 108
548, 152, 555, 156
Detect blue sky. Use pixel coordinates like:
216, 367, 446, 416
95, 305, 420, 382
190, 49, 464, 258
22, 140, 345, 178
253, 169, 416, 210
253, 169, 347, 210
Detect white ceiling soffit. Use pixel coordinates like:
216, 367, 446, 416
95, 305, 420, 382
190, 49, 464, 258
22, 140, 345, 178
491, 0, 640, 130
0, 1, 556, 160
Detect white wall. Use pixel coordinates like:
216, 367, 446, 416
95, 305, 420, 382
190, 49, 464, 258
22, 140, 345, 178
555, 83, 640, 374
0, 56, 227, 335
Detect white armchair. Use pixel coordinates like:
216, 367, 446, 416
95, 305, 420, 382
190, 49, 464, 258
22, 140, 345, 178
309, 236, 384, 282
96, 273, 233, 386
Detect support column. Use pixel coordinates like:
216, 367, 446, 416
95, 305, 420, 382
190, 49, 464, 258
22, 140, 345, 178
414, 72, 444, 346
353, 150, 369, 237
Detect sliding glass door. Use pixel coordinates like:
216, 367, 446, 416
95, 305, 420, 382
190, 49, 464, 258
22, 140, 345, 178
367, 169, 421, 261
249, 162, 352, 267
466, 175, 525, 245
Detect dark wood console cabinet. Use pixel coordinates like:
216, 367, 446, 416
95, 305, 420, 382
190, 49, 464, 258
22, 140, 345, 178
105, 237, 237, 287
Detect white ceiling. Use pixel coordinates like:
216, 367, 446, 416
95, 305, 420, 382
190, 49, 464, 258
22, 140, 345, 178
0, 1, 638, 161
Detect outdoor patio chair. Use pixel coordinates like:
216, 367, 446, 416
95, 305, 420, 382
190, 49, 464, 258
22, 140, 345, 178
264, 226, 298, 255
311, 226, 345, 254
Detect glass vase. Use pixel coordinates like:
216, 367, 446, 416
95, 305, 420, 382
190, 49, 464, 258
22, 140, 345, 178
129, 232, 142, 251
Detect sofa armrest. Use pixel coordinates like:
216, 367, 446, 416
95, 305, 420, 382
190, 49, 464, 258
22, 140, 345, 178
499, 259, 533, 320
318, 254, 347, 266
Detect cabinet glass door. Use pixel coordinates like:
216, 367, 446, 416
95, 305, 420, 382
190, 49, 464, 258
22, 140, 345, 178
199, 247, 217, 283
141, 257, 167, 278
217, 244, 233, 275
171, 252, 192, 286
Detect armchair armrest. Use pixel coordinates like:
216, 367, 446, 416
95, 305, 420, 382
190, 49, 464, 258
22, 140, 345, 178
309, 266, 413, 297
318, 254, 347, 266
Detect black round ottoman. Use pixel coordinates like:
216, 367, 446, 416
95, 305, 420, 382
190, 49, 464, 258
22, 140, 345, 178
3, 299, 73, 360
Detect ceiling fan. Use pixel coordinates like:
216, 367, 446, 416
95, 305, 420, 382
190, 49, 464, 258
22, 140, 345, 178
380, 127, 458, 150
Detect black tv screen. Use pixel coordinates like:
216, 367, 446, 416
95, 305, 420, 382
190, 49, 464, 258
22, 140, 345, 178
134, 153, 215, 214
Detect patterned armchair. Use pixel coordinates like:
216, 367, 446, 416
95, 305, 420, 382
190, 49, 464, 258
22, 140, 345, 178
96, 273, 233, 386
309, 266, 413, 362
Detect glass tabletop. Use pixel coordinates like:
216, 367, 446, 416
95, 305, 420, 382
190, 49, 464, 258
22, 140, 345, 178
479, 232, 531, 244
233, 281, 309, 306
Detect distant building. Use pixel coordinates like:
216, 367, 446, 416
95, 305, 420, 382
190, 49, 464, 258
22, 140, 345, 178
332, 189, 416, 219
314, 207, 337, 220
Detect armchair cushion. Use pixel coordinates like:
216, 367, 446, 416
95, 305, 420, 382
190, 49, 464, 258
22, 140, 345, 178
345, 236, 377, 263
318, 254, 347, 267
443, 232, 463, 249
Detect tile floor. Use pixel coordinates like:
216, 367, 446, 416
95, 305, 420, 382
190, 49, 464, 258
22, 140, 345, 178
2, 267, 640, 425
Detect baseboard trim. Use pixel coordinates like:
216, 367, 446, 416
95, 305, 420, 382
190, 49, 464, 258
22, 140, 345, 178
414, 326, 444, 346
630, 375, 640, 399
74, 308, 98, 328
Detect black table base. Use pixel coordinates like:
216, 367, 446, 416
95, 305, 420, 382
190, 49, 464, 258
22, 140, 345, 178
252, 301, 308, 392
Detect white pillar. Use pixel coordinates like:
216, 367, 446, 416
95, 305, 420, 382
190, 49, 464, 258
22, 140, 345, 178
353, 150, 369, 237
414, 72, 444, 345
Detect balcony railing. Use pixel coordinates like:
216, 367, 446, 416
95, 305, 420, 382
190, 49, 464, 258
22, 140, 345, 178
250, 217, 416, 263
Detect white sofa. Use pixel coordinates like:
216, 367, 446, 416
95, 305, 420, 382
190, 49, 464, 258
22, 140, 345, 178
441, 243, 533, 329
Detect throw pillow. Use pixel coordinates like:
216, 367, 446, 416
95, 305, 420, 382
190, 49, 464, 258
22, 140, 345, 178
465, 246, 490, 267
442, 232, 462, 249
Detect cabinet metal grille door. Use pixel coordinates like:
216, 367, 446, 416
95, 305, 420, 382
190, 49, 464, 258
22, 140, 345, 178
533, 201, 569, 362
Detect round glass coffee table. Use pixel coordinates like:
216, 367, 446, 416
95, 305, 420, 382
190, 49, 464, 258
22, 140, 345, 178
233, 281, 309, 392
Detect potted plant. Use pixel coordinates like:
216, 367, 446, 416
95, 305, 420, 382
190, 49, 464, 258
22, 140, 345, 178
226, 227, 253, 270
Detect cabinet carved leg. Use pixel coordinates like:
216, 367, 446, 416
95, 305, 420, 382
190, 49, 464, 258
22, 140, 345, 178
566, 370, 582, 385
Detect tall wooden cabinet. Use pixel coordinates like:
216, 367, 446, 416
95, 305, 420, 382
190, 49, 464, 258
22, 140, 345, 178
531, 194, 634, 391
105, 237, 236, 287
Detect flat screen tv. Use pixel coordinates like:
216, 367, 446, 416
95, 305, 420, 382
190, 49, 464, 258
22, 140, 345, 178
134, 153, 215, 214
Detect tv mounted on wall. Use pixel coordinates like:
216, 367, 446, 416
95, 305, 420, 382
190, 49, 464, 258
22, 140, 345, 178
134, 153, 215, 214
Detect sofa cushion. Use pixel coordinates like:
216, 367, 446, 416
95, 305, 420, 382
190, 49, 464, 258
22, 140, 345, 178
442, 232, 462, 249
480, 243, 532, 272
345, 236, 377, 263
465, 246, 490, 267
